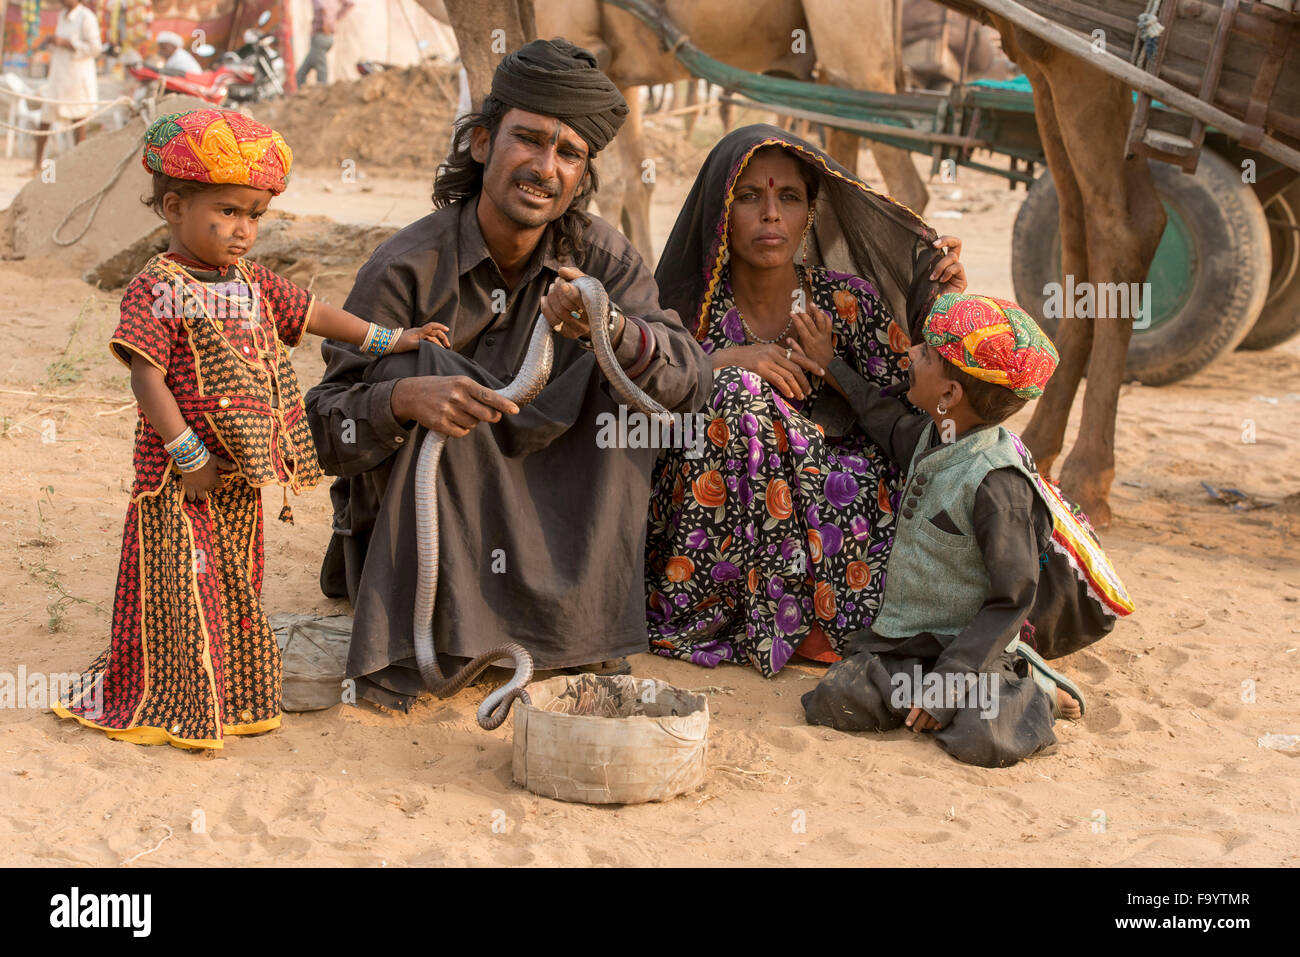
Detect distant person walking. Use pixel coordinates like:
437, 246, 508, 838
296, 0, 354, 87
34, 0, 100, 174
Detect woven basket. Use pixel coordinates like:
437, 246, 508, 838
512, 674, 709, 805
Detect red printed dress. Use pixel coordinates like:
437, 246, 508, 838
54, 253, 324, 750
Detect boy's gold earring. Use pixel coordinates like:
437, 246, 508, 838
936, 403, 948, 416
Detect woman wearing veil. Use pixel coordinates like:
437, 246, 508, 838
645, 124, 966, 676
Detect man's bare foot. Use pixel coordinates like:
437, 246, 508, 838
1057, 686, 1082, 720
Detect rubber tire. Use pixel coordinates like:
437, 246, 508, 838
1238, 177, 1300, 350
1011, 151, 1272, 385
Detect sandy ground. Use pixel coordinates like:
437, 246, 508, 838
0, 129, 1298, 867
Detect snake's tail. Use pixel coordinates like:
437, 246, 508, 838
473, 644, 535, 730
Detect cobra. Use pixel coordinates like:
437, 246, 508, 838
412, 276, 675, 729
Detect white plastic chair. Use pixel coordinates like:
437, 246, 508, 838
2, 73, 43, 159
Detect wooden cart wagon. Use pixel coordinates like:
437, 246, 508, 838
604, 0, 1300, 384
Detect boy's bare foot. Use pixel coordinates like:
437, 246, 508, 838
1057, 686, 1082, 720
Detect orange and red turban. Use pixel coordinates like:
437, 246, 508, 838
142, 108, 292, 195
923, 293, 1059, 399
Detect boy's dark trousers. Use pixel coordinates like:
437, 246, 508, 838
802, 629, 1057, 768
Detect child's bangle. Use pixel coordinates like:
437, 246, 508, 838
362, 323, 398, 357
165, 427, 210, 472
175, 446, 210, 473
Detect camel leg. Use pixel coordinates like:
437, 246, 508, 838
871, 143, 929, 214
825, 126, 929, 213
1026, 44, 1164, 526
1008, 42, 1092, 477
804, 0, 928, 209
718, 90, 735, 133
613, 87, 655, 266
683, 79, 699, 137
826, 127, 859, 173
1055, 150, 1164, 527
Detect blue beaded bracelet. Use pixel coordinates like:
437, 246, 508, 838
362, 323, 398, 357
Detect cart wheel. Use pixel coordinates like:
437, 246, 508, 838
1011, 151, 1272, 385
1237, 177, 1300, 351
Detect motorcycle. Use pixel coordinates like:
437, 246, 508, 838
121, 12, 283, 107
224, 12, 286, 104
123, 55, 254, 106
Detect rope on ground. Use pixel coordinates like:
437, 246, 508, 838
51, 97, 157, 248
120, 825, 173, 866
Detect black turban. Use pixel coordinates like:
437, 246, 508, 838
488, 38, 629, 153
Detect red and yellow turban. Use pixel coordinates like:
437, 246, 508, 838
923, 293, 1059, 399
142, 108, 292, 195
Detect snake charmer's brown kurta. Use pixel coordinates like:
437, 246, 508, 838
306, 202, 713, 708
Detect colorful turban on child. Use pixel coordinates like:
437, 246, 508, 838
923, 293, 1059, 399
488, 38, 629, 153
142, 109, 293, 194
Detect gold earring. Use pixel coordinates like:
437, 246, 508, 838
936, 403, 948, 416
800, 208, 816, 265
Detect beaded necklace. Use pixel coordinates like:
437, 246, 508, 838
736, 263, 809, 344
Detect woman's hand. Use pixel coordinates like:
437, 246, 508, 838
930, 235, 967, 296
180, 454, 236, 503
714, 343, 823, 401
394, 322, 451, 352
790, 304, 835, 371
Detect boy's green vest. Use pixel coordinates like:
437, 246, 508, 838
872, 422, 1043, 640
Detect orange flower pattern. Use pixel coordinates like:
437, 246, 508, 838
766, 478, 792, 520
692, 470, 727, 508
665, 556, 695, 582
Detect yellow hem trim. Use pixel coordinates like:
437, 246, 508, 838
52, 701, 282, 751
225, 715, 281, 736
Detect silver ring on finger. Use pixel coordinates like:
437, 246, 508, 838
785, 346, 792, 360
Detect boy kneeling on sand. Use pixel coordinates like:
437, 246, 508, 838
795, 292, 1132, 767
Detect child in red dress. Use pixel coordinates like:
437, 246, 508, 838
55, 108, 448, 749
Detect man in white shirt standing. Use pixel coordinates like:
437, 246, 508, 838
156, 30, 202, 75
34, 0, 99, 174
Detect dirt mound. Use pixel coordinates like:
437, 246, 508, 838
0, 94, 212, 272
254, 61, 459, 174
86, 210, 397, 308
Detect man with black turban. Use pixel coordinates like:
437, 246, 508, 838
305, 39, 712, 710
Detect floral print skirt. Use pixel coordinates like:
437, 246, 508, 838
645, 365, 906, 677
